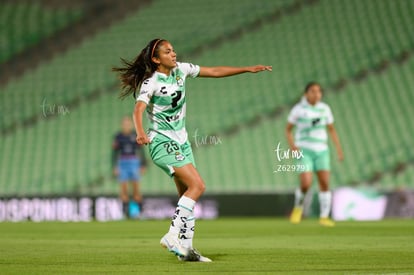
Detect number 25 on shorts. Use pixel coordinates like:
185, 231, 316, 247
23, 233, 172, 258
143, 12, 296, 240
163, 141, 179, 154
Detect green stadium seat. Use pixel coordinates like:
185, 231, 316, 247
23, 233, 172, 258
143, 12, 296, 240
1, 0, 414, 196
0, 3, 83, 63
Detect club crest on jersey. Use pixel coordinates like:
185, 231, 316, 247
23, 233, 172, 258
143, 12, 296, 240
175, 152, 185, 161
176, 76, 184, 87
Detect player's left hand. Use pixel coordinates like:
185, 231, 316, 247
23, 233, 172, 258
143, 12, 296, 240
113, 168, 119, 177
249, 65, 272, 73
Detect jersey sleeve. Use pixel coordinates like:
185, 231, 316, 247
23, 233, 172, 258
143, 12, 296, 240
136, 78, 156, 104
178, 62, 200, 78
325, 104, 334, 124
287, 105, 299, 124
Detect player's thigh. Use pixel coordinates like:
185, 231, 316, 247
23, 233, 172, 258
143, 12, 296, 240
298, 149, 314, 189
173, 164, 205, 190
315, 150, 330, 172
315, 150, 330, 190
149, 135, 195, 177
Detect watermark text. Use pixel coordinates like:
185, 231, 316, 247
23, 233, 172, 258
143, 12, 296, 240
193, 128, 222, 148
40, 98, 70, 118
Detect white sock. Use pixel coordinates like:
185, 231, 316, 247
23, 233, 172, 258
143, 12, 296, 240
180, 216, 195, 249
294, 188, 306, 208
319, 191, 332, 218
168, 196, 195, 235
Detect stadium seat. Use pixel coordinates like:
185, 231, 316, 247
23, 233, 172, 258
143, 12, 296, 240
1, 0, 414, 196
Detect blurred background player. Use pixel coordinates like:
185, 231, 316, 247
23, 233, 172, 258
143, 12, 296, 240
112, 116, 147, 218
286, 82, 343, 227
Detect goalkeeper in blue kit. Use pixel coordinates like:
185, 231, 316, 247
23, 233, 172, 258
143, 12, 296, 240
112, 116, 147, 218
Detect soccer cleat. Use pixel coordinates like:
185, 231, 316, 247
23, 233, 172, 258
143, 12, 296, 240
289, 206, 303, 224
319, 217, 335, 227
160, 233, 189, 257
177, 248, 212, 262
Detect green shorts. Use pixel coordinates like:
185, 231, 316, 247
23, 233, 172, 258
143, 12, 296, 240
148, 134, 196, 177
299, 148, 330, 172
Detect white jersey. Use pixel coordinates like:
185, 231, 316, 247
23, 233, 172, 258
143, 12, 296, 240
136, 62, 200, 144
287, 97, 334, 152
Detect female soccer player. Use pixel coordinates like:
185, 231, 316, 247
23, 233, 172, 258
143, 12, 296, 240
286, 82, 343, 227
113, 38, 272, 261
112, 116, 147, 218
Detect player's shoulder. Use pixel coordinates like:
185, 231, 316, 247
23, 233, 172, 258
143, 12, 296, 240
291, 101, 304, 112
176, 61, 195, 68
175, 62, 199, 74
142, 74, 157, 86
317, 101, 332, 110
140, 74, 159, 94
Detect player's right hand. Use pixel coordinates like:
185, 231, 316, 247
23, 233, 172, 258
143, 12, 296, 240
136, 134, 150, 145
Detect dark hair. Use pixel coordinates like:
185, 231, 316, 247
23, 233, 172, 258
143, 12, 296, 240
112, 38, 166, 99
304, 81, 321, 93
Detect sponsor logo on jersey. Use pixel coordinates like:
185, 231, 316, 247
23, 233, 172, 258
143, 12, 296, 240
166, 114, 180, 122
312, 118, 321, 126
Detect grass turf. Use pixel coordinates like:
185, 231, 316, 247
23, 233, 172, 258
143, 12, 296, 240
0, 218, 413, 274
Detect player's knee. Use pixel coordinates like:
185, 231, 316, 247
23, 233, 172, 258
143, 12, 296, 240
199, 180, 206, 194
194, 178, 206, 195
300, 180, 312, 192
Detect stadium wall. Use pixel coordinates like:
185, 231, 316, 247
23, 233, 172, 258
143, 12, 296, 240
1, 189, 413, 222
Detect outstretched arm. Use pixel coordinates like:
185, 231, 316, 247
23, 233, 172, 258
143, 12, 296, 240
199, 65, 272, 78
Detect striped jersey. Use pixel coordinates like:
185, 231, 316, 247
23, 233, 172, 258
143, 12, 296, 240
287, 97, 334, 152
136, 62, 200, 144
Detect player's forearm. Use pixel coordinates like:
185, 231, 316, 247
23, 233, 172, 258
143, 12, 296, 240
199, 65, 271, 78
207, 66, 249, 77
329, 127, 343, 155
134, 101, 151, 145
287, 134, 296, 150
111, 149, 118, 168
285, 125, 297, 150
133, 102, 146, 135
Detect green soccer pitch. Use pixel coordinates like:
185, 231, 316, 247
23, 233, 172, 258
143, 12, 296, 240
0, 218, 413, 274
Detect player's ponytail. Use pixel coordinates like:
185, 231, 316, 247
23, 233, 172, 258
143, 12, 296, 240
112, 38, 164, 99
